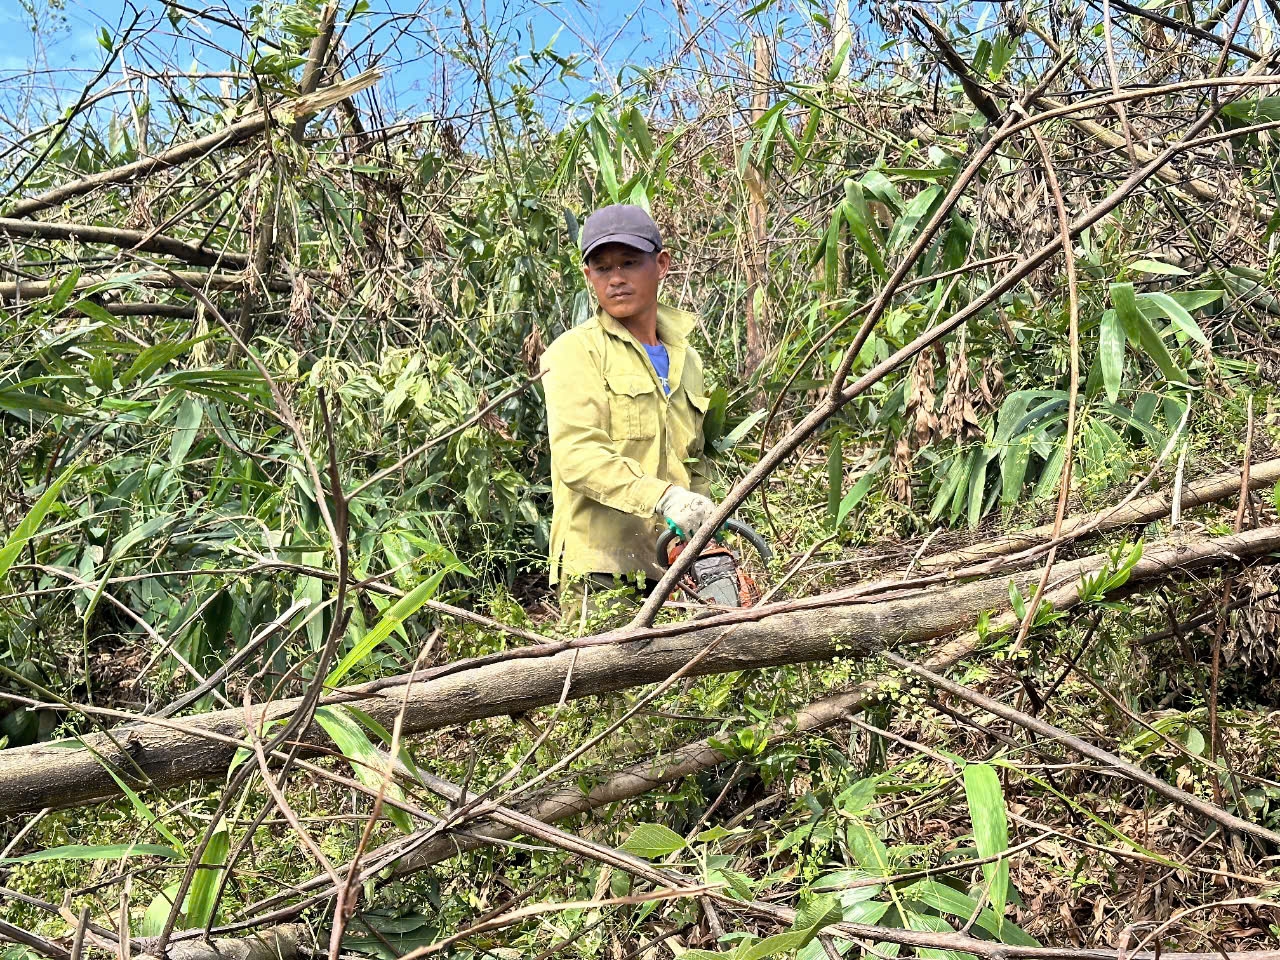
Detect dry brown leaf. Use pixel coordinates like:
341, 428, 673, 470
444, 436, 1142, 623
938, 330, 984, 442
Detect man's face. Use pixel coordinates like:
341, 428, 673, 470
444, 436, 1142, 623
583, 243, 670, 320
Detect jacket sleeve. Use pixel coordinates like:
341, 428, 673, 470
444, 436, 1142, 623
689, 447, 713, 498
541, 335, 670, 518
685, 353, 714, 498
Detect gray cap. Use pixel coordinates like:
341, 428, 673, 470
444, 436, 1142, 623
580, 204, 662, 261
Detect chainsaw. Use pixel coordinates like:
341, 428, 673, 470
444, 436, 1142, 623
655, 517, 773, 609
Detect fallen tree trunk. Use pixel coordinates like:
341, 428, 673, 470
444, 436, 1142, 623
1, 527, 1277, 818
133, 925, 307, 960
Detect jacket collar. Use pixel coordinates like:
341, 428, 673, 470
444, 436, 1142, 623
595, 303, 696, 395
595, 303, 695, 347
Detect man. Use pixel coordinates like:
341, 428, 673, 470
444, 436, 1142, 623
540, 204, 718, 627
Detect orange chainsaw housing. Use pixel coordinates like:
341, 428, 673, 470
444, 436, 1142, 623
663, 539, 763, 608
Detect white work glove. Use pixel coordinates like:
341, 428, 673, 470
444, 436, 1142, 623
656, 485, 717, 538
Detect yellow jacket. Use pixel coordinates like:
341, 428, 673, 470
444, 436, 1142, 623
541, 304, 712, 584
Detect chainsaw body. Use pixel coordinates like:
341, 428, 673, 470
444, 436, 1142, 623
655, 517, 773, 609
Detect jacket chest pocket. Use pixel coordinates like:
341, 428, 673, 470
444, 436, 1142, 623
605, 373, 659, 440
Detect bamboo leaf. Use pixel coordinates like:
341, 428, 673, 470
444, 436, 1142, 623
0, 458, 78, 581
1, 843, 178, 864
326, 564, 454, 688
827, 436, 843, 526
184, 818, 229, 927
314, 706, 414, 833
1099, 309, 1125, 404
589, 118, 619, 202
1138, 291, 1210, 346
48, 268, 82, 315
626, 106, 653, 159
963, 763, 1010, 932
837, 456, 887, 526
886, 185, 942, 252
1129, 258, 1190, 276
966, 449, 988, 528
843, 179, 887, 277
169, 395, 204, 469
1000, 435, 1031, 505
121, 335, 210, 387
1111, 282, 1187, 383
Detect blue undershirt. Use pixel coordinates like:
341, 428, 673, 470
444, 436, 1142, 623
643, 342, 671, 395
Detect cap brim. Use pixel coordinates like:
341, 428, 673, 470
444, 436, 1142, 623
581, 232, 659, 261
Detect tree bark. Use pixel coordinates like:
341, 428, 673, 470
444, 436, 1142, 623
134, 925, 306, 960
0, 527, 1276, 817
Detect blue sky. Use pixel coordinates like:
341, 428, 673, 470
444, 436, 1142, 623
0, 0, 781, 128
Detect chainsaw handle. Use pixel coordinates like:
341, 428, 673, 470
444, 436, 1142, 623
655, 517, 773, 567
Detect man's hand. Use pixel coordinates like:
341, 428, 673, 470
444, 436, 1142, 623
656, 486, 717, 538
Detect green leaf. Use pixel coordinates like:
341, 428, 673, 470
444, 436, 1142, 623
702, 386, 728, 448
713, 409, 767, 453
109, 514, 175, 561
314, 706, 413, 833
1138, 291, 1210, 346
835, 777, 876, 816
822, 203, 841, 295
0, 459, 78, 581
48, 268, 82, 314
827, 436, 844, 526
89, 353, 114, 391
902, 879, 1039, 945
826, 36, 851, 82
325, 564, 453, 688
589, 118, 619, 203
792, 894, 843, 945
929, 451, 970, 522
1112, 282, 1187, 383
1, 843, 178, 864
89, 751, 185, 854
184, 818, 229, 928
906, 910, 978, 960
963, 763, 1010, 931
1129, 258, 1190, 276
843, 180, 887, 278
120, 335, 209, 387
74, 298, 119, 326
0, 389, 80, 417
1000, 435, 1032, 505
169, 396, 204, 469
847, 820, 893, 877
841, 898, 890, 924
619, 823, 686, 859
740, 931, 810, 960
837, 457, 886, 526
887, 185, 942, 252
965, 450, 988, 528
1032, 439, 1068, 501
627, 106, 654, 159
1099, 309, 1125, 404
140, 885, 181, 937
1008, 580, 1027, 620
